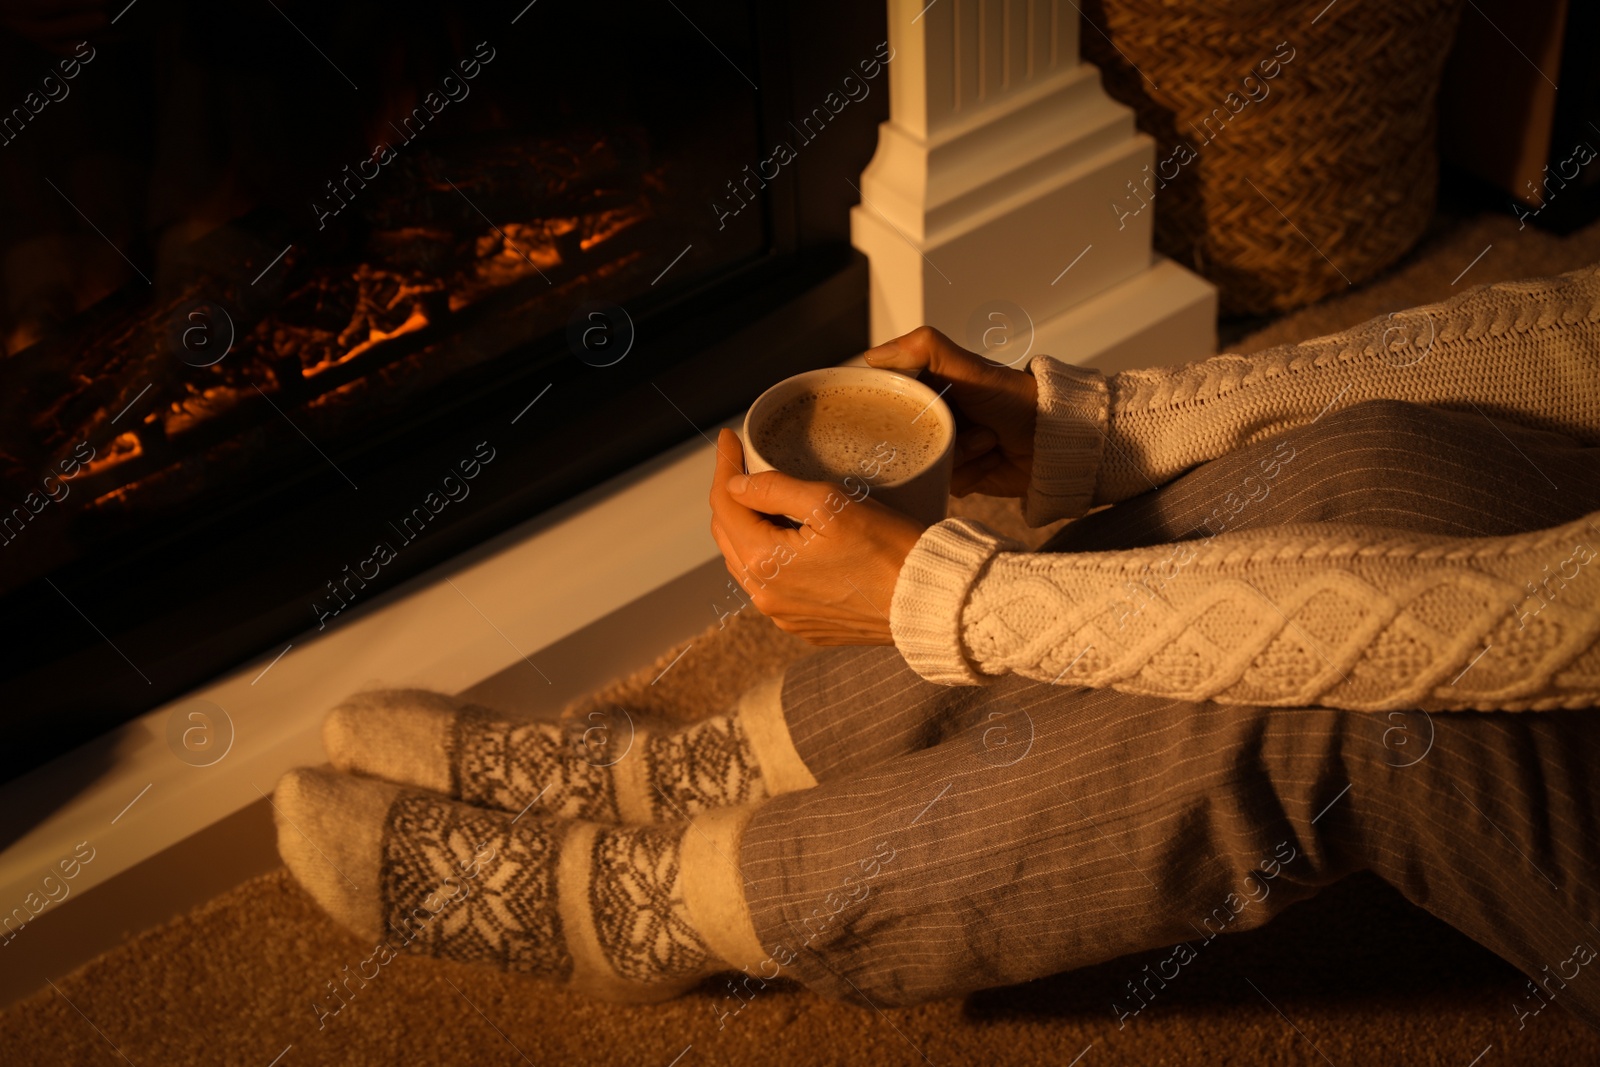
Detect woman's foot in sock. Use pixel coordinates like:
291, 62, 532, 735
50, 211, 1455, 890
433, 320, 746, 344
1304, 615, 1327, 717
320, 677, 814, 823
273, 767, 760, 1002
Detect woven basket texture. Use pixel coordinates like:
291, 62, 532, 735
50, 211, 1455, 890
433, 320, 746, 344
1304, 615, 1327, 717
1080, 0, 1467, 315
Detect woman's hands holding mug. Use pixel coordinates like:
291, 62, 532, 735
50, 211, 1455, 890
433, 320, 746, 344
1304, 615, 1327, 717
864, 326, 1038, 499
709, 324, 1040, 645
709, 428, 925, 646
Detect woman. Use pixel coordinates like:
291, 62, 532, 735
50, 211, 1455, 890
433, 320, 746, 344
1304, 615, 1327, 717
276, 263, 1600, 1027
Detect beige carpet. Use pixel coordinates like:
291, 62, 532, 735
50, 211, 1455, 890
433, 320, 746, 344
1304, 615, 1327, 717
7, 211, 1600, 1065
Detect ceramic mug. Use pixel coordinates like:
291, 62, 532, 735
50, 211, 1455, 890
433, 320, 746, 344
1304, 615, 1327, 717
739, 366, 956, 526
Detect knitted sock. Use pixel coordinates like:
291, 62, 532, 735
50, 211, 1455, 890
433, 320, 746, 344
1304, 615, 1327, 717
273, 767, 767, 1003
321, 676, 816, 823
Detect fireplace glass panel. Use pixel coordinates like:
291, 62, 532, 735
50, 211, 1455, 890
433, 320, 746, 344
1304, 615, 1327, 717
0, 0, 768, 598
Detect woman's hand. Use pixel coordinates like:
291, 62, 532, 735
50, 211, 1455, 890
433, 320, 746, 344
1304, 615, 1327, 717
708, 428, 926, 645
864, 326, 1039, 499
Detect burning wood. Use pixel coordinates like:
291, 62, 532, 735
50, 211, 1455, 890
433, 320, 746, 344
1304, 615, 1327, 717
0, 129, 665, 535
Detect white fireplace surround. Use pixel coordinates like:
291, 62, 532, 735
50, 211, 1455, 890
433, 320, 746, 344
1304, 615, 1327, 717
853, 0, 1215, 371
0, 1, 1221, 1003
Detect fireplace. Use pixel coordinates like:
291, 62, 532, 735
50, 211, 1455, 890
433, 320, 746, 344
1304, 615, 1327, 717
0, 1, 885, 782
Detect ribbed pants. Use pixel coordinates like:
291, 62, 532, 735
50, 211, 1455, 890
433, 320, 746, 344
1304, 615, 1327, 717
737, 400, 1600, 1028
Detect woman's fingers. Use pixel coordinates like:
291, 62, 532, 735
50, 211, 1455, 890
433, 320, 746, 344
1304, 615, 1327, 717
864, 326, 1029, 405
709, 520, 751, 592
709, 430, 773, 546
863, 327, 1038, 494
711, 438, 854, 591
711, 430, 782, 590
864, 326, 976, 375
709, 428, 745, 506
954, 426, 998, 466
725, 469, 839, 537
951, 450, 1005, 496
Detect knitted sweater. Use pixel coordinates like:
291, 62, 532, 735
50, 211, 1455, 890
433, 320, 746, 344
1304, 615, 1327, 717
889, 264, 1600, 711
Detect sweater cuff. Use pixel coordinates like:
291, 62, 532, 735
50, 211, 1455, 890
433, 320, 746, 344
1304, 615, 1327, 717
1023, 355, 1109, 526
889, 518, 1021, 686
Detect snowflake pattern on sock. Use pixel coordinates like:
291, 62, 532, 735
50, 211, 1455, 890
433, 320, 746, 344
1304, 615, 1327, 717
451, 709, 620, 821
645, 715, 766, 821
379, 790, 574, 979
449, 707, 767, 824
378, 790, 716, 987
588, 824, 710, 983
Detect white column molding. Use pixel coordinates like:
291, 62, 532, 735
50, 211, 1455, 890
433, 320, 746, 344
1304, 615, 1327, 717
854, 0, 1216, 372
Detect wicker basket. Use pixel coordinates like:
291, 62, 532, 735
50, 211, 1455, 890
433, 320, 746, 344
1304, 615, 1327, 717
1080, 0, 1465, 316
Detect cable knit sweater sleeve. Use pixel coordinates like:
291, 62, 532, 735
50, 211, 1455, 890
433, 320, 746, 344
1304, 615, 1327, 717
890, 513, 1600, 711
1020, 263, 1600, 526
891, 264, 1600, 710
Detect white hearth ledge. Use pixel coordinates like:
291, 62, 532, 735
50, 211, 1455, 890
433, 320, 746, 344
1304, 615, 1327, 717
0, 411, 747, 917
